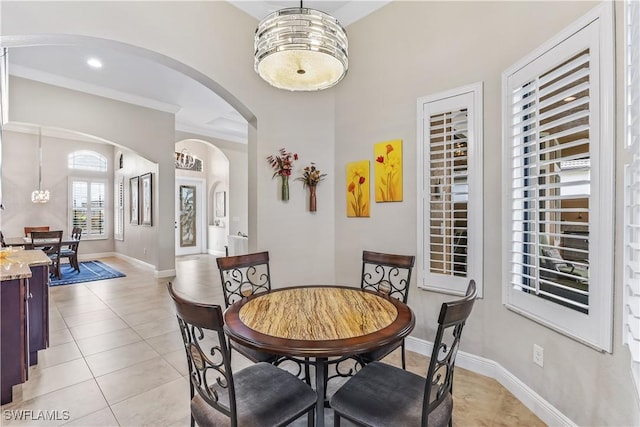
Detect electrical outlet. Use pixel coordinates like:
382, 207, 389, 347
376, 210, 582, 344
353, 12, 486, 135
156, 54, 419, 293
533, 344, 544, 367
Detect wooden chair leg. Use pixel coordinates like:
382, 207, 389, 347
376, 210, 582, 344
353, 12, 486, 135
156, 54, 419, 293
401, 340, 406, 370
334, 412, 341, 427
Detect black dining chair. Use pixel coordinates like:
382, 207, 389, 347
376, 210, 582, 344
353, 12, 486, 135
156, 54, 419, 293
0, 230, 5, 247
358, 250, 415, 369
60, 227, 82, 272
31, 230, 63, 279
167, 282, 316, 427
330, 280, 477, 427
216, 251, 279, 364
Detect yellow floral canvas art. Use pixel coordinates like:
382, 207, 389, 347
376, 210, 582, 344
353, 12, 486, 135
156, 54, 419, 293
346, 160, 370, 217
374, 139, 403, 202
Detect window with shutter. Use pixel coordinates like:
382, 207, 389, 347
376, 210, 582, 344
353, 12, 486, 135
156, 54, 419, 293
417, 83, 483, 296
68, 150, 108, 239
502, 3, 614, 351
114, 176, 124, 241
623, 0, 640, 398
70, 178, 106, 238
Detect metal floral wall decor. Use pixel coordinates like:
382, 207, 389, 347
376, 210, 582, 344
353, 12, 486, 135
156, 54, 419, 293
267, 148, 298, 201
374, 139, 403, 202
296, 162, 327, 212
346, 160, 370, 217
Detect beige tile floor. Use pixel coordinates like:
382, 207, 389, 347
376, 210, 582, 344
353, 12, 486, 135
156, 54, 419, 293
1, 255, 545, 426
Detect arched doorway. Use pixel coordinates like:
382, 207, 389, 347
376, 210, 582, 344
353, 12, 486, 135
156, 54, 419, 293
1, 34, 255, 274
175, 139, 237, 257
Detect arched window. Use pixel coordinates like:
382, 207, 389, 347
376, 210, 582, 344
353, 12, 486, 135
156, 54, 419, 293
68, 150, 107, 172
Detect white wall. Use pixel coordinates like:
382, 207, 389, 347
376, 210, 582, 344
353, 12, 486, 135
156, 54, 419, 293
0, 1, 336, 285
1, 129, 114, 255
333, 1, 638, 426
7, 76, 173, 273
114, 147, 158, 266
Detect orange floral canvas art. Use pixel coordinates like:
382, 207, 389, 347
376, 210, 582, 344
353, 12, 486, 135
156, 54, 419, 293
346, 160, 370, 217
374, 139, 403, 202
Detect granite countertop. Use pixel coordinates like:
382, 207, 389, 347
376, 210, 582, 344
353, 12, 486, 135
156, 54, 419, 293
0, 249, 52, 281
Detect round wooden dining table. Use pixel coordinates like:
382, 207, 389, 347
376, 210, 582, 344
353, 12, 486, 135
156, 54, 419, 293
223, 285, 415, 427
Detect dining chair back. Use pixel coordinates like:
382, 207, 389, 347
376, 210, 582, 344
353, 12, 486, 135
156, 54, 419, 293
330, 280, 478, 427
31, 230, 63, 279
359, 250, 415, 368
167, 282, 316, 427
60, 227, 82, 272
361, 250, 415, 303
24, 226, 50, 237
216, 251, 279, 364
0, 230, 5, 247
216, 251, 271, 307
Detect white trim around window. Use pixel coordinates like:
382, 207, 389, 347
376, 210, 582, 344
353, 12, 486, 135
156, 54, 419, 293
417, 82, 484, 297
501, 2, 614, 352
68, 176, 108, 240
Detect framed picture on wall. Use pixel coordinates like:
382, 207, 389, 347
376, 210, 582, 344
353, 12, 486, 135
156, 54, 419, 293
141, 172, 153, 226
130, 176, 139, 225
215, 191, 226, 217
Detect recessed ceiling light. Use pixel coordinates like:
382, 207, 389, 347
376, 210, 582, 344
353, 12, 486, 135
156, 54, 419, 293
87, 58, 103, 69
563, 96, 576, 102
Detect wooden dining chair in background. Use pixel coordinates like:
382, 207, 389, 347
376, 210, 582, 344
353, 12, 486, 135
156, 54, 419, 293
358, 250, 416, 369
24, 226, 50, 237
60, 227, 82, 272
167, 282, 316, 427
31, 230, 63, 279
330, 280, 478, 427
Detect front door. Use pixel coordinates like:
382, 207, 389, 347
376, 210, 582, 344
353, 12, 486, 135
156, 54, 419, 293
175, 178, 204, 256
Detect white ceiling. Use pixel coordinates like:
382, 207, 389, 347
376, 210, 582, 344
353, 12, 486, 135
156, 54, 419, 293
6, 1, 389, 144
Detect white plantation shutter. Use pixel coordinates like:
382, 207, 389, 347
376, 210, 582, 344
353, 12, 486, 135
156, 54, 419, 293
70, 178, 106, 238
624, 0, 640, 397
71, 181, 88, 232
417, 83, 483, 296
502, 4, 614, 351
114, 176, 124, 240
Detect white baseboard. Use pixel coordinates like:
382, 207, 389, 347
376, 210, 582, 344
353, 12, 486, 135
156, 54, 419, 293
155, 269, 176, 278
79, 252, 117, 261
405, 336, 576, 427
82, 252, 175, 278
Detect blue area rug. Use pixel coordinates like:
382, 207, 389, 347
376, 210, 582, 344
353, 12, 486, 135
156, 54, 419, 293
50, 260, 126, 286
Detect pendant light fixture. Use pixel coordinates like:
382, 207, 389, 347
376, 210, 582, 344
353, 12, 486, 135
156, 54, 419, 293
175, 148, 197, 170
254, 1, 348, 91
31, 127, 50, 204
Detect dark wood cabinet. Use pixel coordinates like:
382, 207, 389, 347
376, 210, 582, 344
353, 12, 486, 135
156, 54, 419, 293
0, 277, 28, 405
28, 265, 50, 365
0, 251, 51, 405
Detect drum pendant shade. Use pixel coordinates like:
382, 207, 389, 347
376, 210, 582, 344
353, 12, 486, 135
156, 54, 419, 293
254, 7, 348, 91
